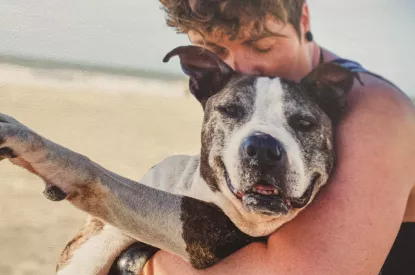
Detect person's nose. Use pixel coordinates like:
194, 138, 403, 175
222, 54, 236, 70
221, 49, 261, 75
232, 51, 261, 75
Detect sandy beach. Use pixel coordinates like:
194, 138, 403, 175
0, 64, 203, 274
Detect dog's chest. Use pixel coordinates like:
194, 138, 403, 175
180, 197, 266, 269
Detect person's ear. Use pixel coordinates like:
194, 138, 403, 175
300, 2, 311, 39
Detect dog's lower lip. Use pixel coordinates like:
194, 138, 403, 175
225, 163, 320, 211
224, 168, 294, 214
225, 170, 245, 199
253, 184, 276, 191
225, 170, 283, 199
290, 174, 320, 208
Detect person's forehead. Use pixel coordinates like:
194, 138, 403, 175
188, 16, 288, 44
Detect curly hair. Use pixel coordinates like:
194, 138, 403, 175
159, 0, 305, 40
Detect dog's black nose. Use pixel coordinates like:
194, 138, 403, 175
242, 132, 285, 166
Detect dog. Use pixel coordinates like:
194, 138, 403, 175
0, 45, 358, 274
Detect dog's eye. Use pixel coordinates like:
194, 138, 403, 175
290, 115, 318, 132
217, 105, 244, 118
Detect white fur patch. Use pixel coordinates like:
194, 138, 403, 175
140, 155, 217, 203
57, 224, 135, 275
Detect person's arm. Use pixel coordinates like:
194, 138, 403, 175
142, 76, 415, 275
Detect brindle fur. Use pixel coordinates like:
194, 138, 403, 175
180, 197, 265, 268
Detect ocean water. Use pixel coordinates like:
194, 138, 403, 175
0, 61, 188, 98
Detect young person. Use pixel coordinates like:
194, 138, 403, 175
141, 1, 415, 274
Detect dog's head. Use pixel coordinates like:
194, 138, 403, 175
164, 46, 355, 217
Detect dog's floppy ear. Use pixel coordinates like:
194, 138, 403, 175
163, 46, 234, 108
300, 62, 363, 125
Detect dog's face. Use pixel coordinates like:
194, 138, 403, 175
164, 46, 355, 217
204, 77, 335, 216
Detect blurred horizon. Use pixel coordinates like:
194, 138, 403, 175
0, 0, 414, 94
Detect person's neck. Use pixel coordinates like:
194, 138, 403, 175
309, 42, 322, 70
310, 43, 340, 68
292, 42, 339, 81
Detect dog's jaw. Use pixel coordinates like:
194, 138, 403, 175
211, 173, 326, 237
213, 189, 300, 237
225, 168, 321, 210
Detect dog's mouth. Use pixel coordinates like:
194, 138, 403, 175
225, 169, 320, 214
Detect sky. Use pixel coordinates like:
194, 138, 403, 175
0, 0, 414, 95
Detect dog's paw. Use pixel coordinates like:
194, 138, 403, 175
0, 113, 45, 162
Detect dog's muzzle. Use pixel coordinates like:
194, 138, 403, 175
224, 132, 320, 215
225, 169, 320, 215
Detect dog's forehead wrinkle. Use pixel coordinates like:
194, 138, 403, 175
285, 105, 318, 118
220, 89, 252, 105
281, 83, 331, 121
224, 75, 256, 94
213, 76, 256, 109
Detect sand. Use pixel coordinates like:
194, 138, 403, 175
0, 77, 203, 274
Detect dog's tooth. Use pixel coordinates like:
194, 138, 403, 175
274, 189, 279, 195
252, 187, 277, 196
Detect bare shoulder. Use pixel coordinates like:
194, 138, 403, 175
343, 72, 415, 182
348, 72, 414, 122
337, 74, 415, 171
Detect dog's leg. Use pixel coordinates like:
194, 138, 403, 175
0, 113, 199, 258
56, 216, 136, 275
